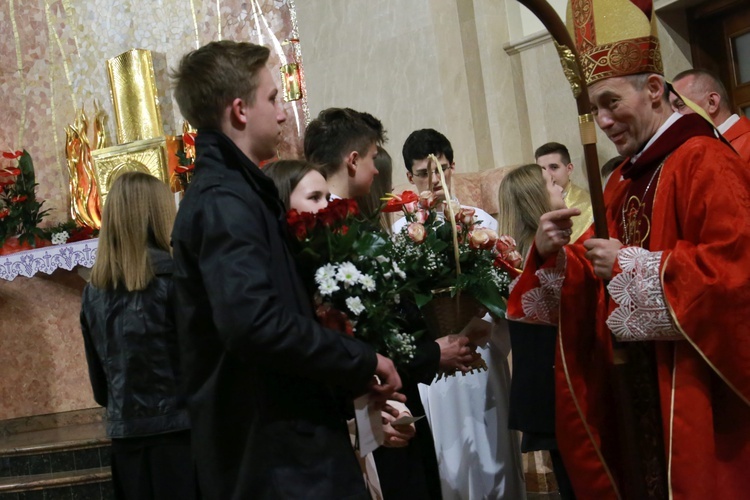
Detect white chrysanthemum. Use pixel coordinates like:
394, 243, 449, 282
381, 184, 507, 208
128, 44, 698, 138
318, 279, 340, 296
315, 263, 338, 285
358, 274, 376, 292
336, 262, 362, 285
51, 231, 69, 245
346, 296, 365, 316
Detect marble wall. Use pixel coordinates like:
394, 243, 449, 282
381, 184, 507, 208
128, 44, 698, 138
0, 270, 94, 421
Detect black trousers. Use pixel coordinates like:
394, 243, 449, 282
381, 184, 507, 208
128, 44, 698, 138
111, 430, 198, 500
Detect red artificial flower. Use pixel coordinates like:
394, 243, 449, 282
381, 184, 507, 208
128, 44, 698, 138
182, 132, 196, 146
381, 191, 419, 213
175, 163, 194, 174
67, 226, 95, 243
11, 195, 27, 203
493, 254, 521, 279
0, 208, 9, 219
0, 178, 15, 189
2, 150, 22, 159
0, 167, 21, 177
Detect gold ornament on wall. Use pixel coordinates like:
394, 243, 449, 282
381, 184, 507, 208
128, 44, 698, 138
281, 38, 303, 102
92, 48, 169, 208
64, 102, 108, 229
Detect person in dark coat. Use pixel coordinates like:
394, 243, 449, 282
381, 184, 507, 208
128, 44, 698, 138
170, 41, 403, 500
81, 172, 196, 500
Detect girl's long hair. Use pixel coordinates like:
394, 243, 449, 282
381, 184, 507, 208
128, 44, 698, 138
356, 146, 393, 233
497, 164, 551, 262
263, 159, 325, 211
91, 172, 176, 291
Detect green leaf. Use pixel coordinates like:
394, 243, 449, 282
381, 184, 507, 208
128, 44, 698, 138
414, 291, 433, 308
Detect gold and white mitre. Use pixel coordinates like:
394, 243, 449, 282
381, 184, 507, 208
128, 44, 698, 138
566, 0, 663, 86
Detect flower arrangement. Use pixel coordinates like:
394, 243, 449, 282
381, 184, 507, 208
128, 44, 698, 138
287, 198, 422, 365
382, 184, 522, 324
0, 150, 51, 249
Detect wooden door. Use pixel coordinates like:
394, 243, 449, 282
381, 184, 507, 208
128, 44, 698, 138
689, 0, 750, 116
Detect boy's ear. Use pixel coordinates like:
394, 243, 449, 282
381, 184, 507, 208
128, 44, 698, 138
229, 97, 248, 126
345, 150, 359, 177
406, 171, 415, 185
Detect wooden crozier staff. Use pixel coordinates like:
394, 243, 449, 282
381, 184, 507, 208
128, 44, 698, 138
515, 1, 668, 498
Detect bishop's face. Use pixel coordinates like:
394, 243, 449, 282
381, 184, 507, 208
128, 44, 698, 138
588, 76, 662, 157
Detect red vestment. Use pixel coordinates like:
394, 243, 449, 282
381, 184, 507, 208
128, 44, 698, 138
724, 115, 750, 163
508, 115, 750, 499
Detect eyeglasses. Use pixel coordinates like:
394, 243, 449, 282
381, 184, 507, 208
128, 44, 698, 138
411, 165, 454, 179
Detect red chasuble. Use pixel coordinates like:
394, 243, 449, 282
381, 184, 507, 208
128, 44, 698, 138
508, 114, 750, 499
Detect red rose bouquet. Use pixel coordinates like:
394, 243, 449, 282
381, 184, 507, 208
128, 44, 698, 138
287, 198, 422, 365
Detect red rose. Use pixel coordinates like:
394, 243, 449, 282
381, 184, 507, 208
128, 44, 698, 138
0, 208, 9, 219
327, 198, 351, 221
300, 211, 317, 231
11, 195, 27, 203
407, 222, 426, 244
468, 228, 498, 250
345, 199, 360, 217
286, 209, 309, 240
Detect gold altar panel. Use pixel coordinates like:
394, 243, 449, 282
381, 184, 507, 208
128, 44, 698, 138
106, 49, 164, 144
91, 138, 169, 207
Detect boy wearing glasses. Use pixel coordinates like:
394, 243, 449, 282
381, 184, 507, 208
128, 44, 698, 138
395, 128, 496, 233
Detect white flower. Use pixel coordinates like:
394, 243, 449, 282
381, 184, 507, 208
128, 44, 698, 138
391, 261, 406, 280
315, 264, 337, 285
51, 231, 69, 245
358, 274, 376, 292
336, 262, 362, 286
346, 296, 365, 316
376, 255, 390, 264
318, 279, 340, 296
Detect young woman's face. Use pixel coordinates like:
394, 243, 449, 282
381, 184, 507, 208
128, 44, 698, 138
542, 168, 566, 210
289, 170, 330, 213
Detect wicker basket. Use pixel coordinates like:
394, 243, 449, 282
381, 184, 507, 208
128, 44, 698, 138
421, 289, 483, 340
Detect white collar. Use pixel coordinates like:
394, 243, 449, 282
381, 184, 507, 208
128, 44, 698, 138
718, 114, 741, 135
630, 112, 682, 163
329, 193, 342, 201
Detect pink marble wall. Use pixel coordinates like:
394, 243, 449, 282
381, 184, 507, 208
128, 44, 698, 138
0, 270, 96, 420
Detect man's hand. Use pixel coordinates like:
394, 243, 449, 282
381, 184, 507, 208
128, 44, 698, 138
370, 354, 406, 407
381, 410, 416, 448
535, 208, 581, 260
436, 335, 478, 373
583, 238, 624, 279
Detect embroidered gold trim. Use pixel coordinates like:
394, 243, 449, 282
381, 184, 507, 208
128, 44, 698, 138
660, 253, 750, 407
558, 317, 622, 499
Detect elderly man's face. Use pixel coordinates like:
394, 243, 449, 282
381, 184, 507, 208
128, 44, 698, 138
588, 76, 662, 157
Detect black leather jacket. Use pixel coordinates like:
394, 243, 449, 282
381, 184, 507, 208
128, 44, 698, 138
80, 248, 190, 438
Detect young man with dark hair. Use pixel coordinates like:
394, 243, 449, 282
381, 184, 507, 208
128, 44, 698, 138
396, 128, 495, 233
170, 40, 402, 500
671, 68, 750, 162
534, 142, 593, 242
304, 107, 385, 199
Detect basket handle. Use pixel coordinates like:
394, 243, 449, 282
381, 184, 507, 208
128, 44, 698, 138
428, 154, 461, 279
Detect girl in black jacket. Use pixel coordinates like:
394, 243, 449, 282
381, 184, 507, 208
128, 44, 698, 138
80, 172, 195, 500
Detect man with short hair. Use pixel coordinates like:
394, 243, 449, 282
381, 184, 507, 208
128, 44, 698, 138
395, 128, 496, 233
671, 68, 750, 162
534, 142, 593, 241
507, 1, 750, 498
304, 107, 384, 199
394, 128, 526, 500
170, 41, 402, 499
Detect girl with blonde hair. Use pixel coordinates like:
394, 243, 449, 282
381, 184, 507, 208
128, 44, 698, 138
497, 163, 575, 499
81, 172, 195, 500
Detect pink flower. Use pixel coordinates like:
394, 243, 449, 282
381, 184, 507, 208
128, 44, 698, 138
443, 200, 462, 221
418, 190, 437, 209
413, 209, 428, 224
458, 207, 476, 226
468, 228, 498, 250
407, 222, 427, 244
